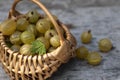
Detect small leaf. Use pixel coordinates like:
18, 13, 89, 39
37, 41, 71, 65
31, 40, 46, 55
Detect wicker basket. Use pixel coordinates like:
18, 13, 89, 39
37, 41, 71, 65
0, 0, 76, 80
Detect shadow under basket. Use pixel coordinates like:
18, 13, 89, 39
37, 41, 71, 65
0, 0, 76, 80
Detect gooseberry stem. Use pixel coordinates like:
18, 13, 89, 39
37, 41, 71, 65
88, 30, 91, 33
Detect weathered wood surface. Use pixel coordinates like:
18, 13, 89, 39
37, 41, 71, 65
1, 0, 120, 80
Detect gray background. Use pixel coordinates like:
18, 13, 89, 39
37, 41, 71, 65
1, 0, 120, 80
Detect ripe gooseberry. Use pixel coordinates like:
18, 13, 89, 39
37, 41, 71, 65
87, 51, 102, 66
99, 38, 112, 52
81, 30, 92, 44
76, 46, 89, 60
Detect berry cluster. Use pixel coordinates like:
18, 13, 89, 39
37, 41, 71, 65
76, 30, 112, 66
0, 9, 62, 55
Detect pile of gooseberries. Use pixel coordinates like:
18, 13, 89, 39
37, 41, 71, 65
76, 30, 113, 66
0, 9, 61, 55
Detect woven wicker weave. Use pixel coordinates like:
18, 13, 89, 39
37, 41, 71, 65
0, 0, 76, 80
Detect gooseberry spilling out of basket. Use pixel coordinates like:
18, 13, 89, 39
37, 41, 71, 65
0, 9, 62, 55
98, 38, 112, 52
77, 30, 113, 66
76, 46, 89, 60
87, 51, 102, 66
76, 46, 102, 66
81, 30, 92, 44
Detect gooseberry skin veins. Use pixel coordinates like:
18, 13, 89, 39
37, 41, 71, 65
1, 19, 16, 35
20, 31, 35, 44
76, 46, 89, 60
99, 38, 112, 52
87, 52, 102, 66
81, 30, 92, 44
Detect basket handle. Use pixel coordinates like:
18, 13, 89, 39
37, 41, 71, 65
9, 0, 65, 44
